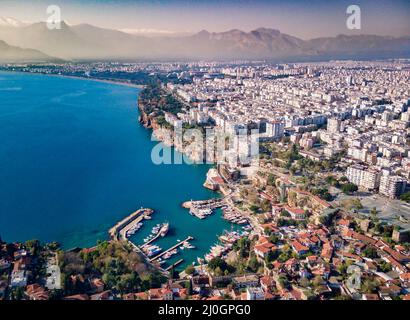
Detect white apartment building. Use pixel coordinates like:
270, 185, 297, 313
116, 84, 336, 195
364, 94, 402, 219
346, 165, 381, 191
347, 147, 368, 162
327, 118, 341, 133
246, 287, 265, 300
379, 175, 407, 199
265, 121, 284, 139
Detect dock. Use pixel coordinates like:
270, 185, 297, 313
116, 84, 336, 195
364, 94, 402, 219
140, 223, 168, 248
183, 198, 226, 219
149, 236, 193, 262
165, 259, 184, 271
140, 232, 161, 248
182, 198, 224, 209
108, 208, 153, 241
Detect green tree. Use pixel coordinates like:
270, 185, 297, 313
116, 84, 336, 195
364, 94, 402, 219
370, 207, 378, 218
267, 174, 276, 186
299, 277, 310, 288
214, 266, 223, 276
268, 234, 279, 244
277, 275, 289, 289
362, 247, 378, 259
313, 275, 324, 287
378, 261, 392, 273
185, 280, 192, 296
148, 271, 167, 289
208, 257, 228, 272
247, 255, 261, 273
10, 287, 24, 300
261, 199, 271, 212
400, 191, 410, 202
341, 183, 358, 194
185, 265, 195, 275
361, 279, 378, 293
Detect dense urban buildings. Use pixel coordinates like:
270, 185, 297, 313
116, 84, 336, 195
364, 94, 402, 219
1, 59, 410, 301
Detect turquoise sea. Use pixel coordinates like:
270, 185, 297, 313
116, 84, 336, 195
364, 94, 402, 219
0, 71, 232, 269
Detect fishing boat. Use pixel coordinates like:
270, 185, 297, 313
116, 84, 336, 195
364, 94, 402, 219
126, 222, 143, 237
160, 222, 169, 237
182, 241, 195, 250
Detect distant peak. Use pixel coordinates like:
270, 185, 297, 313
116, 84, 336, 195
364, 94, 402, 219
253, 27, 280, 34
0, 16, 28, 27
227, 28, 243, 33
197, 29, 210, 35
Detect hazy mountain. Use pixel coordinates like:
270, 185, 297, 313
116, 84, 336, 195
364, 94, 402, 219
0, 21, 97, 59
305, 34, 410, 59
166, 28, 313, 59
0, 40, 54, 62
0, 21, 154, 60
0, 19, 409, 61
0, 17, 28, 27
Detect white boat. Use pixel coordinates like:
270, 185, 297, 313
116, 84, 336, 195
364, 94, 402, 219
160, 223, 169, 237
205, 254, 214, 262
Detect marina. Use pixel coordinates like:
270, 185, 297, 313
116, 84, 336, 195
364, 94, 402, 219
219, 230, 248, 244
201, 228, 253, 263
142, 244, 163, 258
149, 236, 194, 262
140, 222, 169, 248
204, 242, 233, 262
183, 198, 226, 219
108, 208, 153, 241
222, 207, 249, 225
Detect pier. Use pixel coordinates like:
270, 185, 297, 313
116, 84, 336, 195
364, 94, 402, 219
108, 208, 153, 241
149, 236, 193, 262
165, 259, 184, 271
182, 198, 225, 209
140, 223, 168, 248
140, 231, 161, 248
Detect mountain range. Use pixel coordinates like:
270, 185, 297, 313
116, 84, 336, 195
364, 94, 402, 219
0, 17, 409, 61
0, 40, 55, 62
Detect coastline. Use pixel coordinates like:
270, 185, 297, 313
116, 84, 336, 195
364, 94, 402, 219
1, 71, 225, 270
0, 69, 146, 89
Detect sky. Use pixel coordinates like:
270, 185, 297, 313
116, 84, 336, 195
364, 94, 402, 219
0, 0, 409, 38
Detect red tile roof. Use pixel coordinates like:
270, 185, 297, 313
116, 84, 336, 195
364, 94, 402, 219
291, 240, 309, 253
